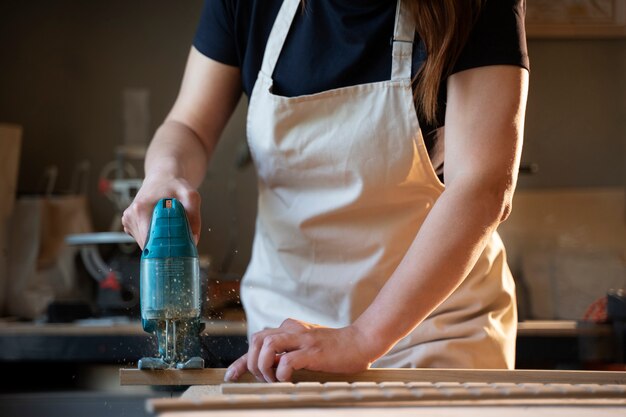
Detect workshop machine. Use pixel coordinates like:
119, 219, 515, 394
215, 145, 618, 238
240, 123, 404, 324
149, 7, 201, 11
138, 198, 205, 369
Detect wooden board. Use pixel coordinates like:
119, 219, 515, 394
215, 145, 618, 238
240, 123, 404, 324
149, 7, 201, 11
147, 381, 626, 413
155, 406, 626, 417
219, 381, 626, 395
119, 367, 626, 386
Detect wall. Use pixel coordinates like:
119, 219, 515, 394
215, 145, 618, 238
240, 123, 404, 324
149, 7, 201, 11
1, 2, 624, 278
0, 0, 256, 274
519, 39, 626, 189
501, 39, 626, 319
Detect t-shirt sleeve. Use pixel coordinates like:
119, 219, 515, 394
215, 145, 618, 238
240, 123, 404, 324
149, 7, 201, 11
453, 0, 529, 74
192, 0, 239, 67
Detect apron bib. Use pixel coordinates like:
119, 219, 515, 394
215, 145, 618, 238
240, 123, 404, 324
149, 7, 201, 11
242, 0, 517, 369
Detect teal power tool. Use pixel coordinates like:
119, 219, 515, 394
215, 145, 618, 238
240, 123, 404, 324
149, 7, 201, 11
138, 198, 205, 369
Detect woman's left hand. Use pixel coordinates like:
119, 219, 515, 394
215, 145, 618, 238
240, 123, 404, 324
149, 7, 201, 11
224, 318, 380, 382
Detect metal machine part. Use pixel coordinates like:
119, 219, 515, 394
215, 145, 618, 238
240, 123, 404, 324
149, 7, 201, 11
138, 198, 205, 370
65, 232, 140, 316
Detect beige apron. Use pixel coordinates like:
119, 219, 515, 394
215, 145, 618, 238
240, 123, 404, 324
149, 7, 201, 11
242, 0, 517, 369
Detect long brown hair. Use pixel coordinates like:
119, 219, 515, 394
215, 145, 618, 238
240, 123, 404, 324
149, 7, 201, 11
408, 0, 483, 125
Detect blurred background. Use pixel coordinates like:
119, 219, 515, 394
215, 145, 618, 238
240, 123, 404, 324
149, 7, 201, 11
0, 0, 624, 416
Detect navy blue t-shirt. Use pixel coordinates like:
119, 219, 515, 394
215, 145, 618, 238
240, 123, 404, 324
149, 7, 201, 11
193, 0, 528, 148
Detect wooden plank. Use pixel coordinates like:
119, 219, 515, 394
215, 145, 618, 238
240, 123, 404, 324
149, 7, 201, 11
172, 386, 626, 415
151, 398, 626, 414
119, 367, 626, 386
219, 381, 626, 395
147, 382, 626, 413
157, 405, 626, 417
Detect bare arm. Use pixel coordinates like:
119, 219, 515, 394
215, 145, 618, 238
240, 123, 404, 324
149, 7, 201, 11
353, 65, 528, 355
122, 47, 242, 248
226, 65, 528, 382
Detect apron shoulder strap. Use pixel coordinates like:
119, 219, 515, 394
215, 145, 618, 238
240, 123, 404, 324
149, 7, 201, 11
260, 0, 301, 77
391, 0, 416, 81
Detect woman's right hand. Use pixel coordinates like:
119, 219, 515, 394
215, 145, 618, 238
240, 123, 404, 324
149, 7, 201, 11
121, 175, 201, 250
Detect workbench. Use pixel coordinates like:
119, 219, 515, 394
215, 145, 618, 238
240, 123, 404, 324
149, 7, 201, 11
1, 319, 623, 416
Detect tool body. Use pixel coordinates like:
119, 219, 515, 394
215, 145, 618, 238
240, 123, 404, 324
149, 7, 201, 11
138, 198, 204, 369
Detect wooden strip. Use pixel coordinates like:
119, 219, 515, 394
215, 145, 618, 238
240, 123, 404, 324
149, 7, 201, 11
220, 382, 478, 395
119, 368, 626, 386
219, 381, 626, 396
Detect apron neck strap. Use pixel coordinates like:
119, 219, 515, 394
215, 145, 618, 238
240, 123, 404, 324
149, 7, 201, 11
260, 0, 300, 77
391, 0, 415, 81
260, 0, 415, 81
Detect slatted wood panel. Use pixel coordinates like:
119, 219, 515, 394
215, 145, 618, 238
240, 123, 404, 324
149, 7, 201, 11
155, 406, 626, 417
119, 367, 626, 386
148, 381, 626, 413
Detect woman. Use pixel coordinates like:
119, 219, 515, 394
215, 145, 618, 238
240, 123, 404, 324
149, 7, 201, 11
122, 0, 529, 382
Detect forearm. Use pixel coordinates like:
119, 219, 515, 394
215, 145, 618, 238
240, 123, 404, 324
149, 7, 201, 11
353, 180, 509, 360
144, 48, 242, 187
144, 119, 214, 188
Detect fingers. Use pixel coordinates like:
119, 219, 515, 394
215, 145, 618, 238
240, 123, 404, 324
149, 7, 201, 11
232, 323, 369, 384
245, 319, 308, 382
120, 179, 202, 250
177, 188, 202, 245
247, 328, 282, 381
224, 353, 247, 382
257, 334, 300, 383
275, 350, 308, 382
122, 199, 153, 250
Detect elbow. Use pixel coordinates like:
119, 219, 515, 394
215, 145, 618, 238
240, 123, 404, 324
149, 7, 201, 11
446, 158, 522, 225
448, 176, 515, 225
484, 180, 515, 224
499, 198, 513, 223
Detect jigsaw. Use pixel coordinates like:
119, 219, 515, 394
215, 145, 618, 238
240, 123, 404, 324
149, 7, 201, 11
138, 198, 204, 369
